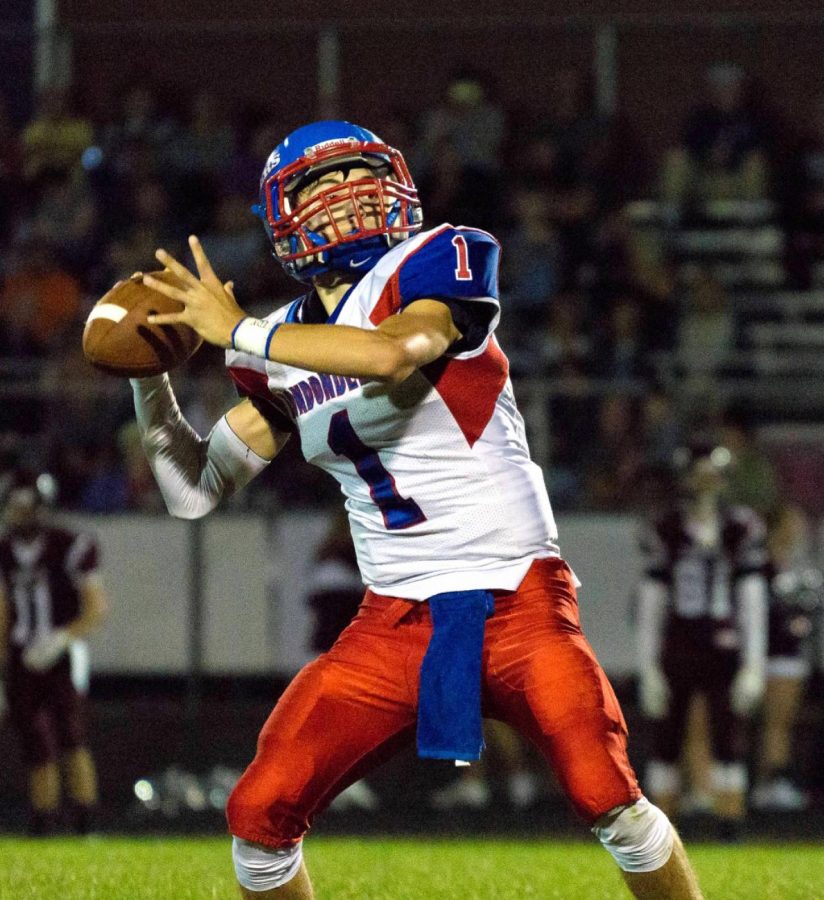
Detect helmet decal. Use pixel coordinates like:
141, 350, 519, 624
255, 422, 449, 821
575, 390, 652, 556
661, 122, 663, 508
262, 149, 281, 179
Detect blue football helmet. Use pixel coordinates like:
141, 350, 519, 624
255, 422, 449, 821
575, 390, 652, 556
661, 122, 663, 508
253, 120, 423, 282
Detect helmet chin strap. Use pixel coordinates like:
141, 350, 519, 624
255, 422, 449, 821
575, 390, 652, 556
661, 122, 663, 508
294, 232, 390, 282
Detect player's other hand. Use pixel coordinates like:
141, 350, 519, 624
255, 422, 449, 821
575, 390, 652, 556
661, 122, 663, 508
143, 236, 245, 348
22, 628, 71, 672
730, 665, 765, 716
639, 666, 670, 719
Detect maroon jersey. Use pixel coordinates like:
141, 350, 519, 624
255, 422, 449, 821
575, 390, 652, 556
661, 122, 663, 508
0, 526, 99, 653
639, 505, 767, 763
639, 505, 767, 651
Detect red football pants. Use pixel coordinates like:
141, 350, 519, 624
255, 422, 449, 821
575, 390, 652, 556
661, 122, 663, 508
226, 557, 640, 847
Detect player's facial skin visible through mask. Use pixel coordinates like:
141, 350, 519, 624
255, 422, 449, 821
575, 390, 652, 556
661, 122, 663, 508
3, 490, 41, 538
296, 166, 387, 306
684, 458, 725, 501
297, 167, 384, 244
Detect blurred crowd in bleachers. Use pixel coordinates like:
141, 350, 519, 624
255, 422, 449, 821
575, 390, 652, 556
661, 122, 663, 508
2, 63, 824, 519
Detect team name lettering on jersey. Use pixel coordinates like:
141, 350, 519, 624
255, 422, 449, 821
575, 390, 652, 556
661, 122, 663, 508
285, 374, 366, 417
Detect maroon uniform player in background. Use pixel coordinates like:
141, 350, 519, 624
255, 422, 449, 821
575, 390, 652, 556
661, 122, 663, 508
636, 441, 769, 840
752, 504, 823, 811
0, 471, 109, 835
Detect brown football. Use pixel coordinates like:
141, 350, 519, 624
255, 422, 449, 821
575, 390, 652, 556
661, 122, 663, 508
82, 271, 202, 377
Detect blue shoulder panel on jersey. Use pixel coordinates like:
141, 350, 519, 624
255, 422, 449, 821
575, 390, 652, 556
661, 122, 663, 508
398, 227, 500, 307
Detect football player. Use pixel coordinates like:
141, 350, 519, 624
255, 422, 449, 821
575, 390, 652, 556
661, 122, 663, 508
131, 120, 703, 898
0, 471, 109, 834
637, 441, 768, 838
751, 503, 821, 810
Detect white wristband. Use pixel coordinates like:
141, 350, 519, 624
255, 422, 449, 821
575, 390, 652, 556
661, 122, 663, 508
231, 317, 281, 358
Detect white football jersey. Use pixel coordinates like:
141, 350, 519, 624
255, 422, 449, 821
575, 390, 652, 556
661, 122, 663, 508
226, 224, 559, 599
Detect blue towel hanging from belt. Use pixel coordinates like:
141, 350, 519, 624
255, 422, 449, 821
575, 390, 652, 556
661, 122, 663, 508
416, 589, 495, 761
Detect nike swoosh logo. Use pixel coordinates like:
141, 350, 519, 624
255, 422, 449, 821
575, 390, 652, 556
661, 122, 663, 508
350, 257, 370, 268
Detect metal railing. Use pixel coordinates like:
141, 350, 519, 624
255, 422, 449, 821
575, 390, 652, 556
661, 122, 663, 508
2, 364, 823, 479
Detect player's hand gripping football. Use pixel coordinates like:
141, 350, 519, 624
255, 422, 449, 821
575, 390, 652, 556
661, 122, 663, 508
143, 236, 244, 348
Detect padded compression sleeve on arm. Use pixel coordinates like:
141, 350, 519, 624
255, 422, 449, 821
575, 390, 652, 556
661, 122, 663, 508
735, 573, 768, 674
637, 577, 667, 668
131, 375, 269, 519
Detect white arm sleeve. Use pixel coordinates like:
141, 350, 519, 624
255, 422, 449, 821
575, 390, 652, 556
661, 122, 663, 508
131, 375, 269, 519
637, 577, 667, 670
736, 573, 768, 674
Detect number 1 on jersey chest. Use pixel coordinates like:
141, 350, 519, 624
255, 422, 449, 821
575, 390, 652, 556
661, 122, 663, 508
327, 410, 426, 530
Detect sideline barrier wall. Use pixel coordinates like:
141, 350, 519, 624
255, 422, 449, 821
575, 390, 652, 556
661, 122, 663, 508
64, 511, 641, 677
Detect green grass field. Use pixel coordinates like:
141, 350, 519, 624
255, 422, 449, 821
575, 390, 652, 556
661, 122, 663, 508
0, 835, 821, 899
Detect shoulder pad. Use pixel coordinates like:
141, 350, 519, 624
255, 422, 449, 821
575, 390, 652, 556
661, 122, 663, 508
397, 226, 500, 307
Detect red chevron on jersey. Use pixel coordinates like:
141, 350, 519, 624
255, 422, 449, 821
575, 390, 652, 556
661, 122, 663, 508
422, 338, 508, 447
228, 365, 270, 401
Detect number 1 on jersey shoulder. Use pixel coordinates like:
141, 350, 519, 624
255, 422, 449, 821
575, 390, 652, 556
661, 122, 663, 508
451, 234, 474, 281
